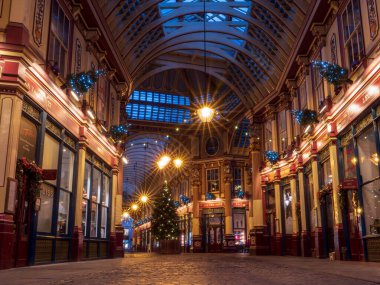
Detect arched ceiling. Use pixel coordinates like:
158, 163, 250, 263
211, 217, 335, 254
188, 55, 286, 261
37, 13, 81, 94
122, 133, 191, 197
97, 0, 312, 109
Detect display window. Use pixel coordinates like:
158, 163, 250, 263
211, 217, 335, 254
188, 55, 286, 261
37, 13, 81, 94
82, 157, 112, 239
283, 186, 293, 234
357, 126, 380, 235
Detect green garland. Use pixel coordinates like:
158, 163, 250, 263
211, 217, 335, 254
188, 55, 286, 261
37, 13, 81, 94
318, 183, 332, 204
16, 157, 43, 201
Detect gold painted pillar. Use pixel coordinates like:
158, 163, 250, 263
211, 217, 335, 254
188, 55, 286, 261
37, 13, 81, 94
0, 90, 23, 213
223, 165, 235, 251
191, 166, 202, 252
271, 112, 278, 152
224, 175, 233, 235
72, 135, 87, 261
289, 164, 300, 256
328, 125, 345, 260
0, 88, 23, 269
297, 157, 311, 257
251, 145, 264, 230
274, 168, 283, 255
311, 142, 324, 258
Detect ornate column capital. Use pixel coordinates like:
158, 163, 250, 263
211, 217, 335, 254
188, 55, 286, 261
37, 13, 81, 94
191, 166, 200, 187
311, 23, 327, 48
224, 175, 233, 184
296, 55, 310, 76
285, 79, 298, 98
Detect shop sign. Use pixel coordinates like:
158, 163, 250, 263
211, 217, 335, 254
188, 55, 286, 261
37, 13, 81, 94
18, 117, 37, 162
232, 200, 249, 208
336, 78, 380, 132
199, 201, 224, 209
342, 178, 358, 190
42, 169, 57, 181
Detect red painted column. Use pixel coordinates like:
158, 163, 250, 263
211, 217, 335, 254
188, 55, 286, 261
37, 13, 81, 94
0, 214, 14, 269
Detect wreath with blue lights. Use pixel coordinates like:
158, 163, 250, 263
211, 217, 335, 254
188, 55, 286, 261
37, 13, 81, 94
312, 61, 352, 87
67, 69, 107, 96
179, 194, 190, 205
265, 151, 280, 164
109, 125, 128, 142
205, 192, 216, 201
291, 109, 318, 126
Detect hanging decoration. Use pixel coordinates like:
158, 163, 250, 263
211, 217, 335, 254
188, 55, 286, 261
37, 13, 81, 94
318, 183, 332, 204
205, 192, 216, 201
291, 109, 318, 126
236, 188, 245, 199
109, 125, 129, 142
16, 157, 43, 201
265, 151, 280, 164
135, 217, 152, 227
173, 201, 180, 208
179, 194, 190, 205
312, 61, 352, 87
67, 69, 107, 96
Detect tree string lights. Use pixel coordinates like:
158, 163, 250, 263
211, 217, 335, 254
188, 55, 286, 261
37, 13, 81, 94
265, 151, 280, 164
151, 183, 180, 241
291, 109, 318, 126
312, 61, 352, 87
67, 69, 107, 96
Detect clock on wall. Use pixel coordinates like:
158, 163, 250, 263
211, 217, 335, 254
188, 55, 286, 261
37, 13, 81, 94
205, 137, 219, 156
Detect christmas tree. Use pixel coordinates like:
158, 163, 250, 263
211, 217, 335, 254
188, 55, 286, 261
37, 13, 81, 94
151, 182, 180, 241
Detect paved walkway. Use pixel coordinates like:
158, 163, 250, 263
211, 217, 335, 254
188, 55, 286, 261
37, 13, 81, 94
1, 254, 380, 285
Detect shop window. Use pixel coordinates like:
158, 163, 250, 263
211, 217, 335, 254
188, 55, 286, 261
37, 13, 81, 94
284, 187, 293, 234
264, 120, 272, 151
278, 110, 287, 152
207, 168, 219, 193
233, 210, 246, 246
48, 0, 70, 76
233, 167, 242, 196
306, 172, 316, 229
342, 0, 365, 70
82, 160, 111, 239
321, 159, 332, 186
57, 146, 74, 235
358, 126, 380, 235
82, 162, 91, 234
342, 139, 357, 179
37, 134, 60, 233
37, 184, 54, 233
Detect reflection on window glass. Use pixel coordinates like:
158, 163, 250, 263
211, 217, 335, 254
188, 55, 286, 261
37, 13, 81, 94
284, 187, 293, 234
357, 127, 379, 183
82, 199, 87, 235
83, 162, 91, 199
321, 159, 332, 186
92, 168, 102, 203
90, 202, 98, 237
60, 147, 75, 191
342, 139, 357, 179
362, 180, 380, 235
101, 207, 107, 238
57, 190, 70, 234
42, 134, 60, 185
102, 175, 110, 206
37, 184, 54, 233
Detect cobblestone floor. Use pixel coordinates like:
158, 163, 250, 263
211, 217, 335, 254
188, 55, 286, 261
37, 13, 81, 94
1, 254, 380, 285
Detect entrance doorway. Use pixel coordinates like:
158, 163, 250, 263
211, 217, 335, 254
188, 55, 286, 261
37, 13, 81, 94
201, 209, 224, 252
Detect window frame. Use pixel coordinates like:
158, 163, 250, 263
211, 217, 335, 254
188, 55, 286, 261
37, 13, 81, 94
206, 168, 220, 193
82, 156, 112, 240
47, 0, 72, 77
341, 0, 365, 71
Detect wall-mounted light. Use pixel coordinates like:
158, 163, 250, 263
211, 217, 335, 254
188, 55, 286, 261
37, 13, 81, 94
122, 156, 129, 164
87, 109, 95, 120
70, 90, 80, 102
